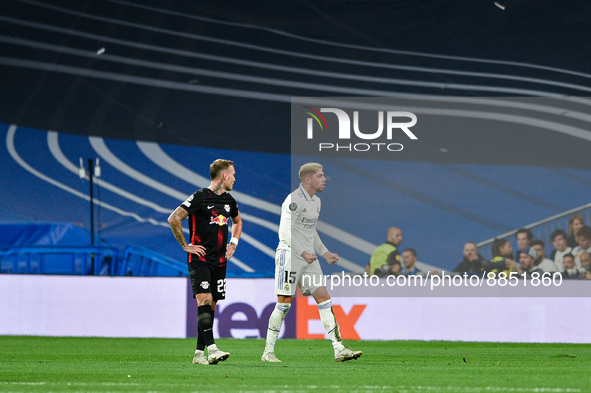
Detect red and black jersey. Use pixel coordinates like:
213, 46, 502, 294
180, 188, 239, 267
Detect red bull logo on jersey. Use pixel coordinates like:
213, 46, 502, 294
210, 215, 229, 226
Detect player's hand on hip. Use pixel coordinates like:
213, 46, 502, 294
225, 243, 237, 260
301, 251, 318, 264
323, 251, 339, 265
183, 243, 206, 257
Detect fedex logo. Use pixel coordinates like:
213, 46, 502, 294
210, 299, 365, 340
186, 280, 367, 340
295, 297, 365, 340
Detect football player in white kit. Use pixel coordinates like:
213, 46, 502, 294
261, 162, 362, 362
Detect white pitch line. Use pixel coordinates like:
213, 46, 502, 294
1, 381, 577, 392
0, 381, 140, 386
301, 386, 580, 392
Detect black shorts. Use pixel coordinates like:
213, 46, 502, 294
188, 262, 227, 301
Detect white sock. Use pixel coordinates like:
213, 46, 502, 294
207, 344, 218, 352
265, 303, 291, 352
194, 349, 204, 355
318, 299, 344, 350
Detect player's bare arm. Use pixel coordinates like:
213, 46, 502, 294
167, 206, 206, 257
226, 212, 243, 260
313, 230, 336, 264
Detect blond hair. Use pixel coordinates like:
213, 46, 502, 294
568, 215, 585, 237
210, 159, 234, 180
298, 162, 322, 182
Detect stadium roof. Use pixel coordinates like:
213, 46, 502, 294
1, 0, 591, 167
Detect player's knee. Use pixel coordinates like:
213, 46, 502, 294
315, 297, 331, 304
312, 287, 330, 302
197, 295, 213, 306
277, 295, 294, 304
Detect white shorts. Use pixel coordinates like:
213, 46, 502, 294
275, 249, 325, 296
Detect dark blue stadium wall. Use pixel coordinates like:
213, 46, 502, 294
1, 123, 289, 276
2, 0, 591, 275
3, 122, 591, 274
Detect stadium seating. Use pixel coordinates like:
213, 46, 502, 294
0, 245, 118, 275
117, 245, 187, 277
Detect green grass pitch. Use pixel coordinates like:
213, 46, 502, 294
1, 336, 589, 392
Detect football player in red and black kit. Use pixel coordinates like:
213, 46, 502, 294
168, 159, 242, 365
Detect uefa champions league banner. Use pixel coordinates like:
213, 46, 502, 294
3, 275, 591, 343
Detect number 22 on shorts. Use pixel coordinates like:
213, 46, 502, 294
217, 278, 226, 296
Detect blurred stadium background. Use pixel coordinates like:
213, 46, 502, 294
1, 0, 591, 343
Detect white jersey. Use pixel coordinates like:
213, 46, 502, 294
552, 247, 571, 272
277, 184, 328, 258
536, 258, 559, 273
572, 245, 591, 266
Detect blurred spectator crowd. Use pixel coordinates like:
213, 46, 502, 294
366, 215, 591, 280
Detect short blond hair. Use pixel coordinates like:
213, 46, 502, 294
299, 162, 322, 181
210, 159, 234, 180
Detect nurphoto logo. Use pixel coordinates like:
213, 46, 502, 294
304, 106, 417, 152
